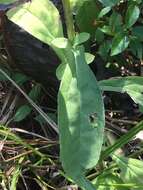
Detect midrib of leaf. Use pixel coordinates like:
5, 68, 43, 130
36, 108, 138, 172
77, 78, 82, 169
73, 49, 89, 171
73, 46, 105, 168
76, 69, 88, 173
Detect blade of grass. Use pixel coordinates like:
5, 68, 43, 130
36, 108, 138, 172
11, 128, 52, 141
0, 68, 58, 134
10, 157, 24, 190
101, 120, 143, 160
0, 125, 43, 157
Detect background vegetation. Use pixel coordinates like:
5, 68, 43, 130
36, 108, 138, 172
0, 0, 143, 189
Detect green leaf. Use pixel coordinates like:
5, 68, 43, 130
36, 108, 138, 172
12, 73, 29, 85
76, 0, 100, 36
52, 38, 69, 49
130, 38, 143, 59
93, 173, 126, 190
98, 0, 120, 7
95, 29, 104, 43
56, 63, 67, 80
113, 155, 143, 190
111, 33, 130, 56
74, 32, 90, 46
56, 52, 95, 80
125, 3, 140, 28
10, 158, 23, 190
127, 90, 143, 107
69, 0, 86, 13
35, 112, 56, 125
98, 6, 111, 18
109, 12, 122, 34
99, 40, 111, 60
28, 84, 41, 102
7, 0, 63, 46
132, 26, 143, 41
14, 105, 32, 122
99, 76, 143, 106
99, 25, 113, 36
58, 46, 105, 189
85, 52, 95, 64
139, 105, 143, 113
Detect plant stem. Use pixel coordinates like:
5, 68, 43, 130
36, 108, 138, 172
62, 0, 75, 42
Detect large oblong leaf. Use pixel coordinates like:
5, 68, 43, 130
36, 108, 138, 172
58, 45, 105, 189
7, 0, 63, 46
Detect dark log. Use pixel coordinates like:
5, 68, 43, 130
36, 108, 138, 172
3, 0, 64, 93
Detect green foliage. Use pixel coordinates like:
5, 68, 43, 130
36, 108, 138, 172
7, 0, 105, 188
125, 3, 140, 29
74, 32, 90, 46
99, 77, 143, 106
13, 83, 41, 122
101, 120, 143, 160
76, 0, 100, 36
10, 157, 24, 190
28, 84, 41, 102
75, 0, 143, 62
98, 0, 120, 7
56, 51, 95, 80
14, 104, 32, 122
12, 72, 29, 85
93, 157, 143, 190
56, 63, 66, 80
111, 33, 130, 56
132, 26, 143, 41
113, 155, 143, 190
58, 45, 105, 189
0, 125, 43, 156
7, 0, 63, 46
93, 173, 125, 190
84, 52, 95, 64
1, 0, 143, 189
